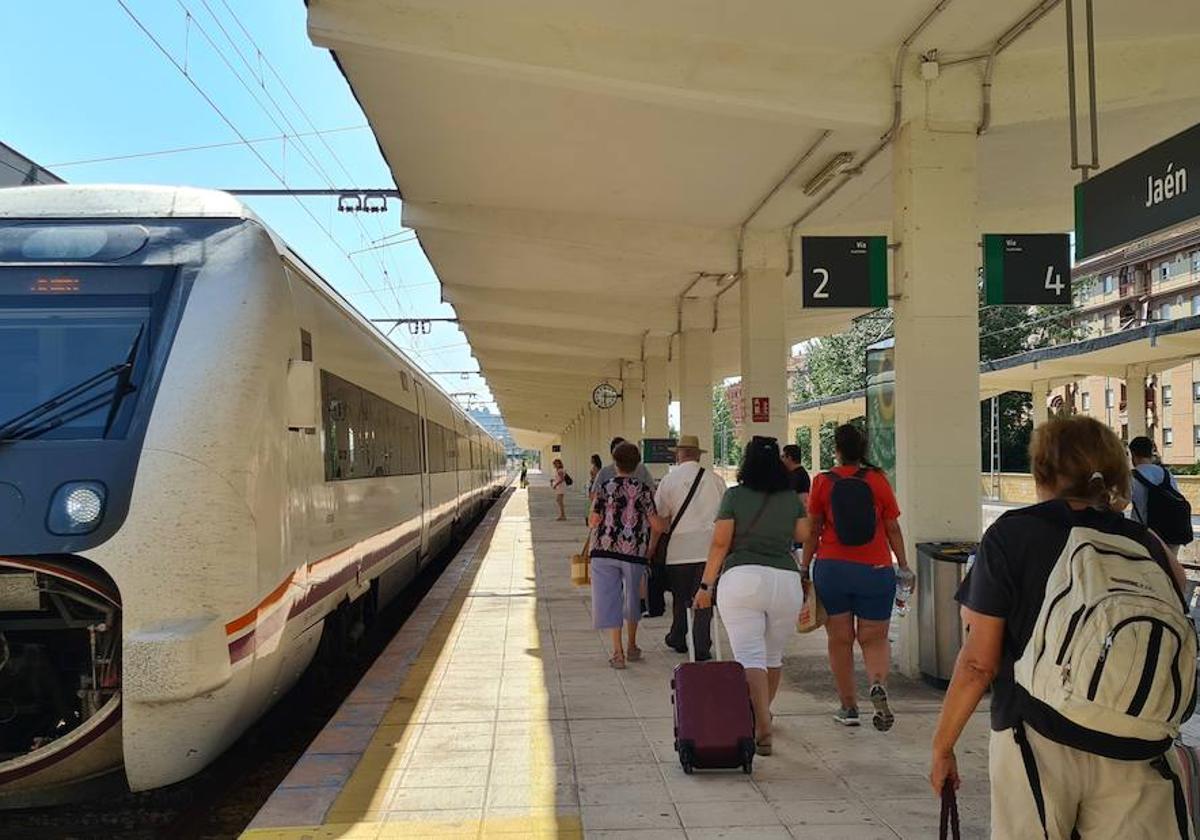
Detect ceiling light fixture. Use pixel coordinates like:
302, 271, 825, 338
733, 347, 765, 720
801, 152, 855, 196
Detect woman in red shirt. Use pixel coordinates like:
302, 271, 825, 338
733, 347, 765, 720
801, 424, 910, 731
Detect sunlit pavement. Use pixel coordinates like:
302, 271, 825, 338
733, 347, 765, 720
242, 474, 993, 839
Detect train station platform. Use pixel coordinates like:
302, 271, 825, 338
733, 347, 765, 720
242, 475, 992, 840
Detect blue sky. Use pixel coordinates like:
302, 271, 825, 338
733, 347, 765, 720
2, 0, 494, 411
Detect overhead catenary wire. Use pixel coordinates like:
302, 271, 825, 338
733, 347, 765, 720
46, 125, 368, 167
176, 0, 403, 320
179, 0, 419, 341
206, 0, 418, 321
112, 0, 447, 366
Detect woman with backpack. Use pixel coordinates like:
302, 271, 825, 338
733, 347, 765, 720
930, 417, 1194, 839
693, 436, 808, 756
801, 423, 909, 731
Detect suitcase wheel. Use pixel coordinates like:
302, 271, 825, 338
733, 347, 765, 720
678, 742, 695, 775
739, 737, 756, 775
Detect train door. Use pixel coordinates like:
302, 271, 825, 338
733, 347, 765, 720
415, 381, 432, 557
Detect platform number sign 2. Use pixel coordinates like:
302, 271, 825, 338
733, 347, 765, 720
982, 234, 1071, 305
800, 236, 889, 309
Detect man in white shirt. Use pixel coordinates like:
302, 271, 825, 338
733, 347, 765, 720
654, 434, 727, 659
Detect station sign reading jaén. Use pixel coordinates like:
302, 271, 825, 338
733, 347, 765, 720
1075, 121, 1200, 261
982, 233, 1071, 305
800, 236, 888, 308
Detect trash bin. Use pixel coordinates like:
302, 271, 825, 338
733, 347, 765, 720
917, 541, 978, 686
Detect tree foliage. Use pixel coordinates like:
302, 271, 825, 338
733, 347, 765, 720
792, 316, 892, 404
711, 385, 743, 467
792, 286, 1085, 474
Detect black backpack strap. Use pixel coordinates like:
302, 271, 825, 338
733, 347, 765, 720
1150, 754, 1191, 840
669, 468, 706, 533
1133, 470, 1153, 489
939, 786, 961, 840
854, 467, 870, 479
1012, 721, 1049, 839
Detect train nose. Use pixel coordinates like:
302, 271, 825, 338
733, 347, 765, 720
0, 557, 123, 807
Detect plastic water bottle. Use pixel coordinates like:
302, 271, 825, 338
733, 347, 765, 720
895, 567, 916, 617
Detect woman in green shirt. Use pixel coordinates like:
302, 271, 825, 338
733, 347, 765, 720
694, 436, 809, 755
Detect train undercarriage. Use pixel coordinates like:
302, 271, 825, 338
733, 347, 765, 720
0, 557, 122, 806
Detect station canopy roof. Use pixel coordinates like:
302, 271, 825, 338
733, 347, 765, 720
789, 314, 1200, 428
306, 0, 1200, 445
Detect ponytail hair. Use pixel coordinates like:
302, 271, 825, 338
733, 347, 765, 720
1030, 417, 1131, 512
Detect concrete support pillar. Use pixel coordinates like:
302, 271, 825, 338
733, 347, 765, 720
1128, 364, 1147, 439
643, 353, 670, 438
680, 327, 714, 468
621, 362, 644, 445
1127, 364, 1149, 441
601, 402, 617, 452
892, 120, 980, 677
1031, 381, 1050, 426
739, 265, 789, 444
809, 421, 822, 472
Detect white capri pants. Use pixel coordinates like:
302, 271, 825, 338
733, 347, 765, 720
716, 565, 804, 670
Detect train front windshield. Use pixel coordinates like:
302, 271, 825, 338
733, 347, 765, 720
0, 265, 175, 441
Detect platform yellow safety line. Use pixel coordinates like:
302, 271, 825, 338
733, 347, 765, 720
242, 492, 583, 840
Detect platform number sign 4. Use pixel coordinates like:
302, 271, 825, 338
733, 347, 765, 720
982, 234, 1071, 305
800, 236, 888, 309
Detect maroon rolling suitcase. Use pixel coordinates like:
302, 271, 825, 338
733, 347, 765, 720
670, 610, 756, 774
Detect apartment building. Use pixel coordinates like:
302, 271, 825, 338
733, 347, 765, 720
1062, 245, 1200, 465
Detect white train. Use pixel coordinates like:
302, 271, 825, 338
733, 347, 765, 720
0, 185, 507, 805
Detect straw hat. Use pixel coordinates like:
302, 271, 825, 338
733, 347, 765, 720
669, 434, 708, 453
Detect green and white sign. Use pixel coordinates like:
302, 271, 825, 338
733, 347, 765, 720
800, 236, 888, 308
982, 233, 1071, 305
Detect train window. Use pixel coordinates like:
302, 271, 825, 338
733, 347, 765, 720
0, 223, 149, 262
427, 423, 445, 473
320, 370, 422, 480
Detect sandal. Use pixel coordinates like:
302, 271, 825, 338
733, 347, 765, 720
609, 652, 626, 669
755, 735, 773, 756
626, 646, 643, 662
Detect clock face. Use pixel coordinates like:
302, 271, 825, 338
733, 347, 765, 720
592, 382, 620, 410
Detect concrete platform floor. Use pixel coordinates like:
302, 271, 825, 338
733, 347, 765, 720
242, 476, 992, 839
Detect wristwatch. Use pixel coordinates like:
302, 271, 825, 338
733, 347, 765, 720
698, 582, 711, 592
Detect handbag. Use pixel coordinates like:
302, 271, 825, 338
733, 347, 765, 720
570, 535, 591, 587
647, 468, 707, 617
652, 467, 707, 565
796, 577, 827, 633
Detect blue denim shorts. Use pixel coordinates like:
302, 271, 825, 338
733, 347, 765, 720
812, 558, 896, 621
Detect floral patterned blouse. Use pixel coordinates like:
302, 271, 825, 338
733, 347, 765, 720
590, 476, 657, 564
